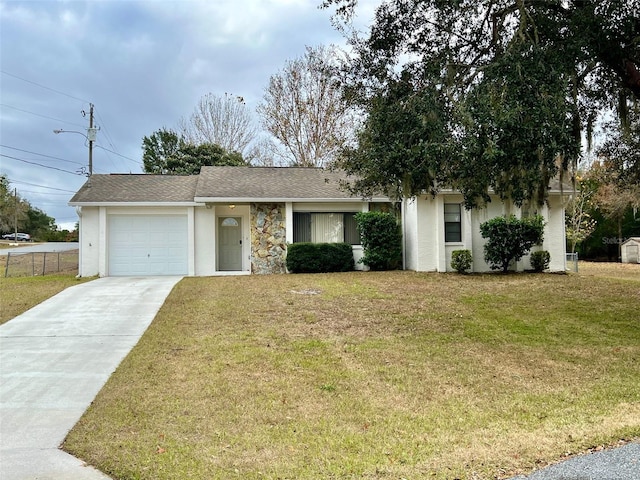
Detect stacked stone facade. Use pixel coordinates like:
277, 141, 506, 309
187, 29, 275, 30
250, 203, 287, 274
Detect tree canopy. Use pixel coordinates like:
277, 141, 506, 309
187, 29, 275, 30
178, 93, 259, 160
257, 45, 355, 167
324, 0, 640, 207
142, 128, 246, 175
0, 175, 60, 240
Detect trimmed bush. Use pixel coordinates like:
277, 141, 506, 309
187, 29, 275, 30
530, 250, 551, 272
451, 249, 472, 274
480, 215, 545, 273
286, 242, 355, 273
354, 211, 402, 271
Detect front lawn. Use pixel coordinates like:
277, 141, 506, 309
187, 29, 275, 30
0, 274, 92, 325
63, 268, 639, 479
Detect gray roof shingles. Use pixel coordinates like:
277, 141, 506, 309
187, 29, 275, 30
69, 174, 199, 203
69, 167, 569, 205
195, 166, 360, 200
70, 167, 370, 204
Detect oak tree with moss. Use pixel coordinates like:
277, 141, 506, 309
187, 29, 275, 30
323, 0, 639, 207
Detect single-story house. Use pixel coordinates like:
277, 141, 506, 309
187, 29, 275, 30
69, 166, 569, 276
69, 167, 393, 277
621, 237, 640, 263
402, 180, 569, 273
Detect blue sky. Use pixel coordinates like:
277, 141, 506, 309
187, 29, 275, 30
0, 0, 374, 229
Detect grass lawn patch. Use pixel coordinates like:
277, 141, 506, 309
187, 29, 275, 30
63, 268, 640, 479
0, 274, 93, 325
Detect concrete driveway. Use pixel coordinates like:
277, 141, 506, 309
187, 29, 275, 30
0, 276, 182, 480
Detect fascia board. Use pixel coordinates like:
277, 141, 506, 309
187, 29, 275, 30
193, 197, 392, 203
68, 201, 200, 207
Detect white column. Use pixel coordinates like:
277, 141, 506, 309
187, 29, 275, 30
285, 202, 293, 244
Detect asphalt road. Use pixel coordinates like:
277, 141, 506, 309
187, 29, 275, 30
509, 441, 640, 480
0, 242, 79, 255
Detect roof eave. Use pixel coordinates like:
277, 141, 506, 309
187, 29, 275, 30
68, 201, 200, 207
193, 196, 392, 203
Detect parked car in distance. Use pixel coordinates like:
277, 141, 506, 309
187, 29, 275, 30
2, 232, 31, 241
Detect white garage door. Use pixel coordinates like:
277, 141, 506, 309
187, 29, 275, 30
108, 215, 188, 276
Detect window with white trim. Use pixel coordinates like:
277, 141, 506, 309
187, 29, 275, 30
293, 212, 360, 245
444, 203, 462, 243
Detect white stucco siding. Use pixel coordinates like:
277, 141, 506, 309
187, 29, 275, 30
77, 206, 100, 277
470, 201, 507, 272
405, 196, 440, 271
402, 198, 419, 271
405, 193, 566, 273
543, 195, 567, 272
194, 206, 216, 276
292, 202, 366, 212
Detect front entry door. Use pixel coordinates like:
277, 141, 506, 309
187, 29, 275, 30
218, 217, 243, 271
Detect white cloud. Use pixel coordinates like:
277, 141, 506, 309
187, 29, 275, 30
0, 0, 377, 228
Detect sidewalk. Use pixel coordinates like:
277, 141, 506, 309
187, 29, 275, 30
0, 276, 182, 480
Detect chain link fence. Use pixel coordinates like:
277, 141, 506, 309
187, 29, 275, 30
3, 250, 79, 277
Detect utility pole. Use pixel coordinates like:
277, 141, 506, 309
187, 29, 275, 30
53, 103, 97, 177
13, 188, 17, 238
88, 103, 95, 176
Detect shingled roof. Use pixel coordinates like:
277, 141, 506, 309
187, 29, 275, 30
194, 166, 376, 201
69, 174, 199, 204
69, 168, 381, 205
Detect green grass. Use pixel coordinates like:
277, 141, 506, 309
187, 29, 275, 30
0, 274, 93, 325
61, 265, 640, 479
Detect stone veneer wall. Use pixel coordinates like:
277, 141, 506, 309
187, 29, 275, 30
250, 203, 287, 274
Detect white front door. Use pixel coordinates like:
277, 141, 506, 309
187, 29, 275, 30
218, 217, 243, 271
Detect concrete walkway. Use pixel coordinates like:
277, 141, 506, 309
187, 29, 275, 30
0, 276, 182, 480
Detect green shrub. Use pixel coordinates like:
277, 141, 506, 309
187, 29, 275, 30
530, 250, 551, 272
451, 249, 472, 274
354, 212, 402, 271
286, 242, 355, 273
480, 215, 545, 272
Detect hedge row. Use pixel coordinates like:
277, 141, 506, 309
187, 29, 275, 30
286, 242, 355, 273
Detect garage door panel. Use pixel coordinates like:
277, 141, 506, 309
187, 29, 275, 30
108, 215, 188, 276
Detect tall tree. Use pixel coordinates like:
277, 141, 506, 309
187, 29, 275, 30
257, 45, 355, 167
142, 128, 185, 174
565, 174, 597, 254
0, 175, 57, 239
142, 129, 246, 176
24, 206, 56, 240
323, 0, 640, 207
178, 93, 259, 159
0, 175, 28, 233
165, 143, 245, 175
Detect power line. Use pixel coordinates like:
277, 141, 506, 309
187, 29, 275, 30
94, 109, 122, 171
0, 103, 87, 129
19, 190, 73, 196
94, 144, 142, 165
94, 109, 119, 152
5, 179, 77, 193
1, 70, 90, 103
1, 144, 85, 166
1, 154, 85, 176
